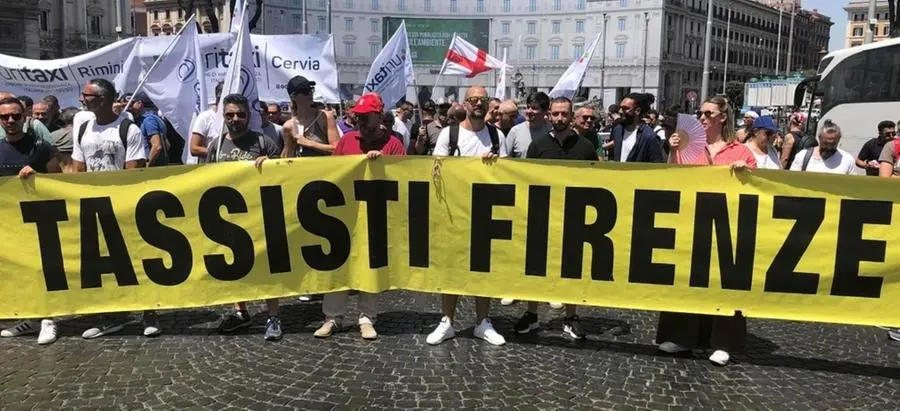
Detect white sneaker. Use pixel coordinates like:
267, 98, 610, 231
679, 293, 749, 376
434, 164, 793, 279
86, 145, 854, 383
709, 350, 730, 366
1, 320, 39, 337
426, 316, 455, 345
143, 311, 161, 337
549, 302, 564, 310
500, 298, 515, 306
658, 341, 690, 353
37, 320, 57, 345
297, 295, 312, 302
473, 319, 506, 346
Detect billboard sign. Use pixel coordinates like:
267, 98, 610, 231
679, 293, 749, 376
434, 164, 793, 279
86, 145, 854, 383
382, 17, 491, 65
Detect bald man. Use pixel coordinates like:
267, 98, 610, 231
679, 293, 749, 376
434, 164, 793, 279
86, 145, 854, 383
428, 86, 509, 347
0, 92, 53, 142
573, 106, 601, 151
496, 99, 519, 135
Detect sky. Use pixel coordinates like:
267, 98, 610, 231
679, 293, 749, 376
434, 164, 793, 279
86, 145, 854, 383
803, 0, 847, 52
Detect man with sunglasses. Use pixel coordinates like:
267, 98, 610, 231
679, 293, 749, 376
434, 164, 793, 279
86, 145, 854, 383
857, 120, 896, 176
573, 106, 601, 153
429, 86, 508, 346
265, 103, 284, 126
611, 93, 664, 164
207, 94, 283, 340
0, 96, 62, 344
506, 92, 551, 158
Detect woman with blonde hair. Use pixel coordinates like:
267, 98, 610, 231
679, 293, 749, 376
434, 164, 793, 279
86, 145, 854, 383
281, 76, 340, 158
660, 95, 757, 366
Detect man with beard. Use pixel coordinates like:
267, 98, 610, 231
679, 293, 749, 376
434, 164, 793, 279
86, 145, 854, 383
856, 120, 895, 176
789, 120, 855, 175
208, 94, 283, 341
314, 94, 405, 340
610, 93, 665, 163
428, 86, 508, 346
512, 96, 598, 339
506, 92, 552, 158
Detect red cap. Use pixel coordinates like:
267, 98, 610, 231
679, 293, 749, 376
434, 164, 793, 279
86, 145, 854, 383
351, 93, 384, 114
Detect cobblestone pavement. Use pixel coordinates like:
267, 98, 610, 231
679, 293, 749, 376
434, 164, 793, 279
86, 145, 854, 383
0, 291, 898, 410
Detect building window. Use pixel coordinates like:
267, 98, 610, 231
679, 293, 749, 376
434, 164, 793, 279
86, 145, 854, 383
618, 17, 626, 31
526, 45, 536, 60
620, 0, 628, 7
345, 43, 354, 57
529, 0, 537, 12
503, 0, 511, 13
552, 21, 560, 34
371, 43, 380, 57
165, 9, 170, 19
398, 0, 406, 11
319, 0, 326, 7
577, 0, 586, 10
39, 10, 49, 32
551, 45, 560, 60
450, 0, 458, 13
501, 45, 510, 57
293, 15, 302, 32
371, 19, 378, 32
476, 0, 484, 13
371, 0, 379, 10
502, 21, 510, 34
90, 15, 102, 35
317, 16, 326, 32
345, 18, 353, 31
179, 9, 184, 18
345, 0, 354, 8
527, 21, 536, 34
424, 0, 431, 12
153, 10, 158, 20
616, 43, 625, 57
554, 0, 561, 11
574, 44, 584, 58
853, 27, 863, 36
576, 19, 584, 33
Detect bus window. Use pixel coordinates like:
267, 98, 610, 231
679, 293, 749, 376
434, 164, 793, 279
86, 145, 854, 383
820, 51, 867, 113
863, 45, 900, 103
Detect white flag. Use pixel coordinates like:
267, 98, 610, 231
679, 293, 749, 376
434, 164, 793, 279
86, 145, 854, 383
549, 32, 602, 100
364, 20, 414, 108
440, 35, 510, 78
230, 0, 245, 33
495, 48, 508, 100
141, 15, 208, 164
219, 1, 262, 133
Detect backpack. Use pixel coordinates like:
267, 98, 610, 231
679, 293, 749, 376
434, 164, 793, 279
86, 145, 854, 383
77, 118, 133, 167
801, 148, 814, 171
163, 117, 184, 165
448, 124, 500, 156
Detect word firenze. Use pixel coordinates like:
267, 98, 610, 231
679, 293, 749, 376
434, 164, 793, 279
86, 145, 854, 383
19, 181, 888, 299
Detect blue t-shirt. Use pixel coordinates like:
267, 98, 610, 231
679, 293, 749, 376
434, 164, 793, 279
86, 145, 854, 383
0, 133, 54, 177
136, 112, 168, 165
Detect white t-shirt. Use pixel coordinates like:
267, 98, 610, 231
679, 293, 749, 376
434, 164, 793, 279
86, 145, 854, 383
745, 143, 782, 170
393, 115, 411, 149
620, 128, 638, 161
433, 125, 508, 157
654, 125, 666, 140
191, 109, 223, 163
71, 115, 146, 172
790, 148, 855, 175
72, 110, 96, 135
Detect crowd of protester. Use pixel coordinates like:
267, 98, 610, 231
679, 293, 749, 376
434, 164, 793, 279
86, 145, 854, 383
0, 76, 897, 362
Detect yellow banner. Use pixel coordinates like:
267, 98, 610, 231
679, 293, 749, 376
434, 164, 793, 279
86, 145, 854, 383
1, 156, 898, 326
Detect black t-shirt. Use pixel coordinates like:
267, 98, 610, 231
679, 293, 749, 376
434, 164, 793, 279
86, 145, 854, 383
526, 130, 599, 161
858, 137, 887, 176
0, 133, 54, 177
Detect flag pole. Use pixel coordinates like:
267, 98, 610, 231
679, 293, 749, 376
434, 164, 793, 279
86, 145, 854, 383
433, 33, 457, 100
124, 14, 196, 111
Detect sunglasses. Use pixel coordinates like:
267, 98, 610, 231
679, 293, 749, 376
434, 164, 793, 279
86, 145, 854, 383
698, 110, 721, 119
0, 113, 23, 121
81, 92, 102, 99
578, 115, 594, 121
466, 97, 490, 106
224, 112, 248, 119
885, 132, 897, 137
291, 88, 314, 96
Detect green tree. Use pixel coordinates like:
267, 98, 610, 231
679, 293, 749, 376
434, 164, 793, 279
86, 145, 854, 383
725, 81, 745, 109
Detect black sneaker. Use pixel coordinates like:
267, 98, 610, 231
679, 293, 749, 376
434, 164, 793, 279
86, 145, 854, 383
514, 311, 539, 334
563, 315, 585, 340
218, 310, 252, 333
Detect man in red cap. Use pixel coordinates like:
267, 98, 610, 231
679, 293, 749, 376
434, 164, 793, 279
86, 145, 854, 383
314, 93, 405, 341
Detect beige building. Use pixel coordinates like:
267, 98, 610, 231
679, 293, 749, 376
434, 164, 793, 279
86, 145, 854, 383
845, 0, 891, 47
752, 0, 802, 10
0, 1, 41, 58
31, 0, 136, 59
145, 0, 235, 36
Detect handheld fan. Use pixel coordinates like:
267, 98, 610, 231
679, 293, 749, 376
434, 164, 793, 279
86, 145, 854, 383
675, 113, 709, 165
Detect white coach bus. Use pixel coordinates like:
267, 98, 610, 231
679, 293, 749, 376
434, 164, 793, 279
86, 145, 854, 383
794, 37, 900, 158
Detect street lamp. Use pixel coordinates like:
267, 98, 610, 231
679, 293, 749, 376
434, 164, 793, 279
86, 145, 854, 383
642, 12, 649, 92
600, 13, 609, 108
700, 0, 713, 100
